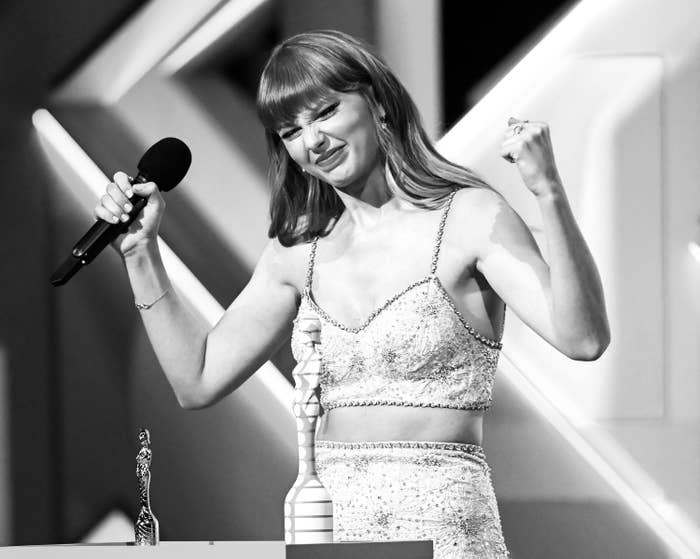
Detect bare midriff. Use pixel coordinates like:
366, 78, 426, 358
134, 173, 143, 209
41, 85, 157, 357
315, 406, 484, 446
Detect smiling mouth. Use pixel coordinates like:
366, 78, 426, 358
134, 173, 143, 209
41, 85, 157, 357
315, 146, 345, 166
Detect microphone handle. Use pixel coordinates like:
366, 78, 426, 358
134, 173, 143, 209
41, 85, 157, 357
50, 174, 151, 287
72, 194, 149, 261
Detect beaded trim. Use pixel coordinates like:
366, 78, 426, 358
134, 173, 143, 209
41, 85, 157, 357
302, 275, 502, 348
316, 439, 483, 450
322, 399, 492, 411
315, 440, 487, 463
431, 276, 503, 349
304, 235, 319, 292
304, 275, 433, 333
430, 189, 457, 275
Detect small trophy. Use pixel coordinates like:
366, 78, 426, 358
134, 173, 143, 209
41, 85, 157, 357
135, 428, 160, 545
284, 311, 333, 544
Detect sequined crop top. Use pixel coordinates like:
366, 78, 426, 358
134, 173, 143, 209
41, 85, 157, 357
290, 189, 503, 412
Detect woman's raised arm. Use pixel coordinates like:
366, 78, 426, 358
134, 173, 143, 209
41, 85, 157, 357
124, 237, 299, 410
466, 119, 610, 360
96, 171, 299, 409
463, 186, 609, 360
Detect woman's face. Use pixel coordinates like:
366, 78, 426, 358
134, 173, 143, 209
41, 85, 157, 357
277, 91, 381, 188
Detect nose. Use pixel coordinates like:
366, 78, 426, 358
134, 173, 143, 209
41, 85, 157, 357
302, 123, 326, 153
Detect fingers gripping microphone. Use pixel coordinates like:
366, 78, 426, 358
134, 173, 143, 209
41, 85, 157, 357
50, 137, 192, 287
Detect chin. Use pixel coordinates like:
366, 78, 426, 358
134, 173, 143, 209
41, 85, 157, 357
325, 175, 353, 188
317, 167, 356, 189
322, 163, 374, 190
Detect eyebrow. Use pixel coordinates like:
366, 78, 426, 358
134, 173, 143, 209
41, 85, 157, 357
277, 98, 339, 131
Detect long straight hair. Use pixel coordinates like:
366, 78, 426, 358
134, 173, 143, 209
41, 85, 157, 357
256, 30, 492, 247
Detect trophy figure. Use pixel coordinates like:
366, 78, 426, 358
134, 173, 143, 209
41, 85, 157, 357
135, 428, 160, 545
284, 312, 333, 544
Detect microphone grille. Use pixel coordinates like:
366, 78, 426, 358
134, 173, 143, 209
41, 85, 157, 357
137, 137, 192, 192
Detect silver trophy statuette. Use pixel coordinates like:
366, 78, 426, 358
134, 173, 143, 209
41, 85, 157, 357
284, 312, 333, 544
135, 428, 160, 545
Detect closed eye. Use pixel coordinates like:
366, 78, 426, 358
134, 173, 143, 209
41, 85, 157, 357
279, 102, 339, 140
317, 102, 339, 119
280, 127, 300, 140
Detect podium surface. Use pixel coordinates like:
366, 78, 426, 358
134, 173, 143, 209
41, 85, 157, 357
6, 540, 433, 558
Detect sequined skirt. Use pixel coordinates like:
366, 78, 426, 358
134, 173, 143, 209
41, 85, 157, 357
315, 440, 509, 559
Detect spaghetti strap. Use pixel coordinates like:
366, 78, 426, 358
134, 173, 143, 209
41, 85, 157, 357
430, 189, 457, 276
304, 236, 319, 292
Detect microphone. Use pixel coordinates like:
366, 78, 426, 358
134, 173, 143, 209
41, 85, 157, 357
50, 137, 192, 287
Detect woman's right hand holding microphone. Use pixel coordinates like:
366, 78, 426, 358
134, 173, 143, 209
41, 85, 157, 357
93, 171, 166, 257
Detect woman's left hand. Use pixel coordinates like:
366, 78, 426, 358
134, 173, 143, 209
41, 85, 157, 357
500, 117, 562, 197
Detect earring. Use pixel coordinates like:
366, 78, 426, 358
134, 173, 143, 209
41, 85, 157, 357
379, 115, 388, 128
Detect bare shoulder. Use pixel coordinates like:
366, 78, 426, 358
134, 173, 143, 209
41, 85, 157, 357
450, 186, 533, 259
257, 235, 312, 295
450, 186, 514, 238
451, 186, 509, 220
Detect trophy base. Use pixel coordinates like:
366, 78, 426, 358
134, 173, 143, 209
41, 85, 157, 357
11, 540, 432, 558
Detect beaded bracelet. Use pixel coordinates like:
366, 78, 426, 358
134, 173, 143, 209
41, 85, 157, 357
135, 287, 170, 310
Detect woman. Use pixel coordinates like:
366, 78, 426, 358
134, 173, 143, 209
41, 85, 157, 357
95, 30, 609, 559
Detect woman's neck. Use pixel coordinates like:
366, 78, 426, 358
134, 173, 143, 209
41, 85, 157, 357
332, 162, 404, 233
